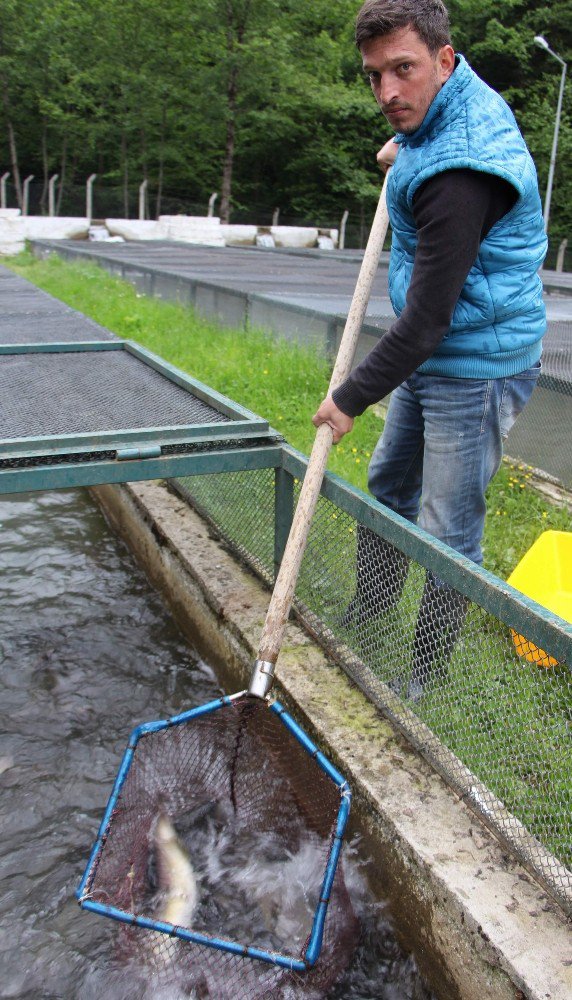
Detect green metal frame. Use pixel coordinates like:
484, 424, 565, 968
277, 445, 572, 668
173, 441, 572, 669
2, 314, 570, 911
0, 445, 283, 495
0, 338, 281, 494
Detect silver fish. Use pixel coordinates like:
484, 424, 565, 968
147, 812, 200, 977
153, 813, 200, 929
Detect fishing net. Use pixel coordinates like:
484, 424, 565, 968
77, 178, 390, 997
78, 694, 359, 999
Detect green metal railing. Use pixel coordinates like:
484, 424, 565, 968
0, 338, 281, 495
173, 443, 572, 916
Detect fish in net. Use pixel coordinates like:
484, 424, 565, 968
78, 695, 359, 998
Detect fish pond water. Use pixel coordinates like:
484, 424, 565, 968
0, 489, 434, 999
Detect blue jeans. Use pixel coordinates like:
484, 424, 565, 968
368, 367, 540, 566
367, 367, 540, 691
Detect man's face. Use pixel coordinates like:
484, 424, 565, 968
361, 27, 455, 135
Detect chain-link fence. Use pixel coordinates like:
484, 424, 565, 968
171, 443, 572, 917
2, 179, 365, 246
5, 174, 571, 261
358, 312, 572, 492
503, 318, 572, 489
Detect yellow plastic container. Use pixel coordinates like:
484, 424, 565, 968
507, 530, 572, 667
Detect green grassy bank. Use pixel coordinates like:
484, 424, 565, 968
6, 250, 570, 580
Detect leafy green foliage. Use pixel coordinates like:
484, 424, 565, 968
3, 0, 568, 238
449, 0, 571, 241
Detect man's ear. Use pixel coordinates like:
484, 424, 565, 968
438, 44, 455, 84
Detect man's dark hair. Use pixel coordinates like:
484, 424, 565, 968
356, 0, 452, 54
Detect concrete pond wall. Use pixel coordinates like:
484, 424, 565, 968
0, 211, 90, 253
0, 211, 339, 254
90, 478, 571, 1000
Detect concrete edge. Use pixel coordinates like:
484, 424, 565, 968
91, 479, 571, 1000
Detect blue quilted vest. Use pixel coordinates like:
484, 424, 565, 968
387, 54, 547, 379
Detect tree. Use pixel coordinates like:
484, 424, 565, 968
448, 0, 572, 243
0, 0, 569, 242
0, 0, 31, 207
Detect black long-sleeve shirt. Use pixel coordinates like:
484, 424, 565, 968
332, 168, 517, 418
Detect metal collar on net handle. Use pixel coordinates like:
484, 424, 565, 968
248, 173, 391, 699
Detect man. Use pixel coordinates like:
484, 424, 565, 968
313, 0, 547, 700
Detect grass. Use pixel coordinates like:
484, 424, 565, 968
5, 249, 571, 580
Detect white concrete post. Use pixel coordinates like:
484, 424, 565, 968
556, 238, 568, 272
22, 175, 34, 216
139, 179, 148, 221
1, 172, 9, 209
339, 209, 349, 250
272, 207, 280, 226
86, 174, 97, 223
48, 174, 59, 216
208, 192, 218, 217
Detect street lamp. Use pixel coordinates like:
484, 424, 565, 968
534, 34, 568, 234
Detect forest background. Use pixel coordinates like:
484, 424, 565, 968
1, 0, 570, 253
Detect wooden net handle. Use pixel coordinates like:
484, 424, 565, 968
257, 173, 391, 667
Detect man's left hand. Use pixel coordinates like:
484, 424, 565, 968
377, 137, 398, 173
312, 395, 354, 444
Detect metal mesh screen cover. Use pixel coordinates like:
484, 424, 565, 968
502, 315, 572, 487
176, 469, 277, 584
19, 241, 572, 487
0, 312, 117, 344
298, 503, 571, 889
0, 350, 230, 439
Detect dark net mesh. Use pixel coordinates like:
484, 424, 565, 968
82, 696, 359, 999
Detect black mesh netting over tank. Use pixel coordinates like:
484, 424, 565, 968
81, 695, 359, 999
